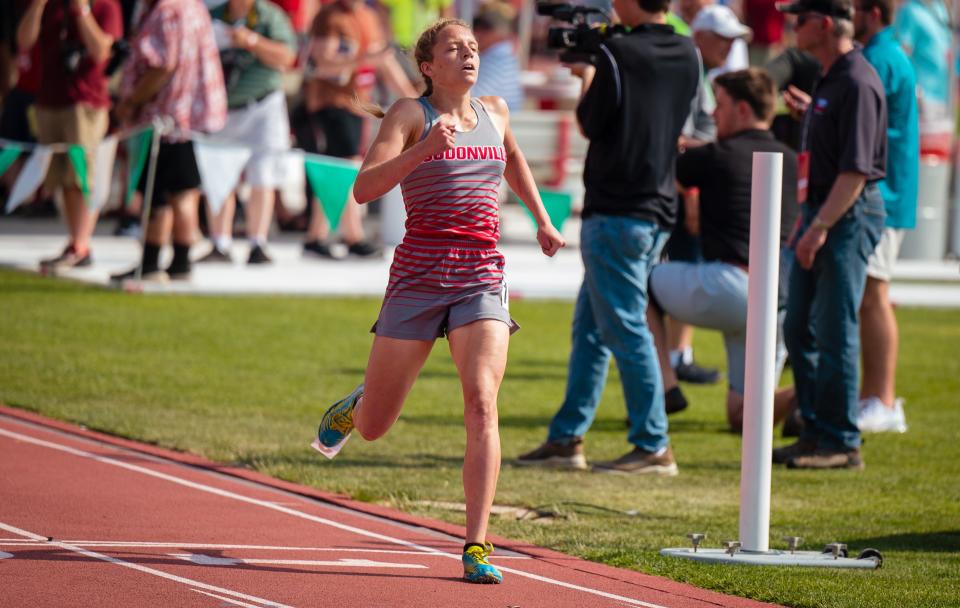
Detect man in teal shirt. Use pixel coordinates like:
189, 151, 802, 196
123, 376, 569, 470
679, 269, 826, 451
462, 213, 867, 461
201, 0, 297, 265
893, 0, 951, 120
853, 0, 918, 433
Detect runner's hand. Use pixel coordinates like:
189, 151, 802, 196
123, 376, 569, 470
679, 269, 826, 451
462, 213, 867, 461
537, 224, 565, 257
421, 115, 457, 157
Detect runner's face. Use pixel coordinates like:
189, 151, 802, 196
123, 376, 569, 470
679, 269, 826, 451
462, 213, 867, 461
425, 26, 480, 92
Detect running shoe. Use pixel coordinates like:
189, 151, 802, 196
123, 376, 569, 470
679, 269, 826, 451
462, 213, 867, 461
311, 383, 363, 459
462, 543, 502, 584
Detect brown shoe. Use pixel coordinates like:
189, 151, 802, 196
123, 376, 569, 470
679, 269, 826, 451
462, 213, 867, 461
516, 439, 587, 470
592, 445, 678, 476
40, 245, 91, 271
787, 447, 864, 470
772, 438, 817, 464
781, 402, 804, 438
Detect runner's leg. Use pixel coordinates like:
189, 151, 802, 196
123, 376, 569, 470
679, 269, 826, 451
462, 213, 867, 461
447, 320, 509, 544
353, 335, 435, 441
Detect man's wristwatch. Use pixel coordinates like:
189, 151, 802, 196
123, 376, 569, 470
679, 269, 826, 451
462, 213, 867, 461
811, 217, 831, 232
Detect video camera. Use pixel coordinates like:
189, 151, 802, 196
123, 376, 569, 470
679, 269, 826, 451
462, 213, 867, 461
537, 2, 624, 64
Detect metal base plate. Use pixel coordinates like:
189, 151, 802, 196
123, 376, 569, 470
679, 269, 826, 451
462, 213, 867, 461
660, 548, 880, 569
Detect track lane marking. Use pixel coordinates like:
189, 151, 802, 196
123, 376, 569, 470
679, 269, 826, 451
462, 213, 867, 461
0, 425, 669, 608
0, 522, 291, 608
171, 553, 428, 569
191, 589, 274, 608
0, 540, 531, 557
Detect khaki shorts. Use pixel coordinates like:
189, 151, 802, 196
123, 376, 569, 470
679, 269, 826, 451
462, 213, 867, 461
219, 90, 291, 188
866, 228, 906, 282
35, 104, 109, 191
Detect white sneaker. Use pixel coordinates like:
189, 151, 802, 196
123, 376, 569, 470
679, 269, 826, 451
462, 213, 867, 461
857, 397, 908, 433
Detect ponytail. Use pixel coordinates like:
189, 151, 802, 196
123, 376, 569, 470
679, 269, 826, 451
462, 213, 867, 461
352, 94, 386, 119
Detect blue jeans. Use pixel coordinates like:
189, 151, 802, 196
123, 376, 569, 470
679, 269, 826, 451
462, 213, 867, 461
783, 185, 885, 450
548, 215, 671, 452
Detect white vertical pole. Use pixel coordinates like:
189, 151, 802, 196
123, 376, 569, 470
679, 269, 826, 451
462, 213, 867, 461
134, 119, 165, 283
739, 152, 783, 553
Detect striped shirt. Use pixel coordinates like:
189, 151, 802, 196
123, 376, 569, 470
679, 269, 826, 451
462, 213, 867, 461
385, 97, 507, 303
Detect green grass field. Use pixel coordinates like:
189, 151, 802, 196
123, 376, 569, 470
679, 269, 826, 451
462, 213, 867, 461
1, 268, 957, 607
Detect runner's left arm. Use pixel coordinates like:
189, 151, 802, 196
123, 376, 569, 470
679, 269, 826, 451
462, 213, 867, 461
486, 96, 565, 257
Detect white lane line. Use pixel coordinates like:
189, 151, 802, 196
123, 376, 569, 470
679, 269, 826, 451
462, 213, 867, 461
0, 426, 668, 608
0, 540, 530, 558
192, 589, 271, 608
0, 522, 291, 608
171, 553, 428, 569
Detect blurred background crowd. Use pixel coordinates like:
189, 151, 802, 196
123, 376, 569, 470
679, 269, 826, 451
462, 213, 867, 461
1, 0, 958, 270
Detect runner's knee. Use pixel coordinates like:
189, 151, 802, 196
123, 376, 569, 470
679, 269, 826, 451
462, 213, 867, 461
463, 393, 498, 431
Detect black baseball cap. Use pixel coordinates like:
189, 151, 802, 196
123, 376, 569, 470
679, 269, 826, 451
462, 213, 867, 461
776, 0, 854, 19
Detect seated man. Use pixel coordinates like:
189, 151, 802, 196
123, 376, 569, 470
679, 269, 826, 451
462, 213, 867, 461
648, 67, 798, 432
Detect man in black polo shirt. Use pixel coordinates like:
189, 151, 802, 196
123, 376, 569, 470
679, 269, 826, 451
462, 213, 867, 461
517, 0, 699, 474
773, 0, 887, 470
648, 68, 799, 433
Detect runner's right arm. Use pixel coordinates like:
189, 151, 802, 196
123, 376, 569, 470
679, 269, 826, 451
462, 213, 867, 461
354, 99, 456, 204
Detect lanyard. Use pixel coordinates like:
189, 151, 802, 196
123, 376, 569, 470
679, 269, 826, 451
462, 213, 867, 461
799, 75, 820, 154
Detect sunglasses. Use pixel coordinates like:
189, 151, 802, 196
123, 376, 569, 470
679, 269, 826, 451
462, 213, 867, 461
796, 12, 826, 26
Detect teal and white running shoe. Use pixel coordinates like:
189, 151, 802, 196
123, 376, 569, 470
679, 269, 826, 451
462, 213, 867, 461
462, 542, 502, 584
311, 383, 363, 459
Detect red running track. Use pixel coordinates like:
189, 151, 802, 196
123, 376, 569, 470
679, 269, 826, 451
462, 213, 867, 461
0, 407, 780, 608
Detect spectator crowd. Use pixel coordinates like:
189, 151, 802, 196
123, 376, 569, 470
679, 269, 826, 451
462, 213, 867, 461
0, 0, 945, 467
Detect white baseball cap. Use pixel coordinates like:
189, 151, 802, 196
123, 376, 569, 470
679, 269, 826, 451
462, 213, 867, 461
691, 5, 753, 40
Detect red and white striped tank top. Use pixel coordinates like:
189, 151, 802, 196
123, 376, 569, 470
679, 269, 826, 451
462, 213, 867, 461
385, 98, 507, 301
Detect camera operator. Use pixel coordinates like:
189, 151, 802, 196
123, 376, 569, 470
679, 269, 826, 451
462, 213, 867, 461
518, 0, 699, 474
17, 0, 122, 271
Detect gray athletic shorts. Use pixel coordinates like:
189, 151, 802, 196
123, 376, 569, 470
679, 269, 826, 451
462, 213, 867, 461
372, 284, 520, 341
650, 261, 787, 395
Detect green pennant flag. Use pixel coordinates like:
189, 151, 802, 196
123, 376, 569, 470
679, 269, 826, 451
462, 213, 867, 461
126, 128, 153, 206
67, 144, 90, 202
304, 155, 359, 233
524, 188, 573, 233
0, 145, 23, 179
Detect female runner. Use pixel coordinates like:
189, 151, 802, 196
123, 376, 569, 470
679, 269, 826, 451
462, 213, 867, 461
313, 18, 565, 584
